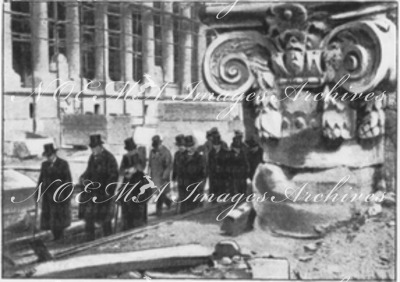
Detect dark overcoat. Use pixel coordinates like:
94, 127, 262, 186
38, 157, 72, 231
172, 150, 186, 201
181, 151, 206, 212
208, 147, 231, 196
80, 148, 119, 223
229, 149, 249, 194
247, 146, 264, 179
120, 171, 151, 230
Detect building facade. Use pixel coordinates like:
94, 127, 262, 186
3, 2, 241, 150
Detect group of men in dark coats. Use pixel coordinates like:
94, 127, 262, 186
36, 128, 263, 241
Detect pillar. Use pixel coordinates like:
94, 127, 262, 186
181, 4, 192, 90
3, 2, 22, 90
30, 2, 51, 85
161, 2, 174, 83
121, 4, 133, 81
94, 3, 109, 83
66, 2, 81, 81
141, 2, 155, 77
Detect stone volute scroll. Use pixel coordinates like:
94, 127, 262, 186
201, 2, 397, 236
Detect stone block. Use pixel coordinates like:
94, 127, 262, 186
248, 258, 290, 279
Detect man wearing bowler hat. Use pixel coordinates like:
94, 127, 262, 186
148, 135, 172, 216
181, 135, 206, 212
37, 143, 72, 240
80, 134, 119, 240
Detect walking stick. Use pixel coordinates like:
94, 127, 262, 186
33, 199, 38, 239
114, 203, 119, 234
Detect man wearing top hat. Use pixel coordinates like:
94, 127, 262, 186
117, 137, 147, 222
148, 135, 172, 216
118, 154, 152, 231
208, 133, 231, 197
181, 135, 206, 212
172, 134, 186, 212
37, 143, 72, 240
80, 134, 119, 240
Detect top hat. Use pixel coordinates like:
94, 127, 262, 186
175, 134, 185, 146
184, 135, 195, 147
124, 137, 137, 151
42, 143, 57, 157
89, 134, 104, 148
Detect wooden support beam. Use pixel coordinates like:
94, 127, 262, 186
32, 244, 213, 278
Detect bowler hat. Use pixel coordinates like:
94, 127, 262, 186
124, 137, 137, 151
89, 134, 104, 148
184, 135, 195, 147
152, 135, 161, 142
209, 127, 219, 135
175, 134, 185, 146
42, 143, 57, 157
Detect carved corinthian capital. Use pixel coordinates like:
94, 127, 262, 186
202, 3, 396, 143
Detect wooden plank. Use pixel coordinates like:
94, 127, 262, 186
54, 202, 230, 259
32, 244, 213, 278
144, 271, 201, 279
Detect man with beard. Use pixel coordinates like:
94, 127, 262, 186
172, 134, 186, 213
149, 135, 172, 216
37, 143, 72, 240
208, 133, 231, 197
181, 135, 206, 212
80, 135, 118, 241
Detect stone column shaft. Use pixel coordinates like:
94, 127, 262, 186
141, 2, 155, 77
181, 5, 192, 90
4, 3, 21, 90
30, 2, 50, 77
121, 4, 133, 81
94, 3, 109, 82
66, 2, 81, 80
161, 2, 174, 83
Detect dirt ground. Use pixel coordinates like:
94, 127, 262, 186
3, 153, 396, 280
77, 203, 395, 280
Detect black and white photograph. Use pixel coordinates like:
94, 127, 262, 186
1, 0, 397, 280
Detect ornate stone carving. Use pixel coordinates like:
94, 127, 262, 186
202, 3, 396, 145
203, 31, 274, 97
